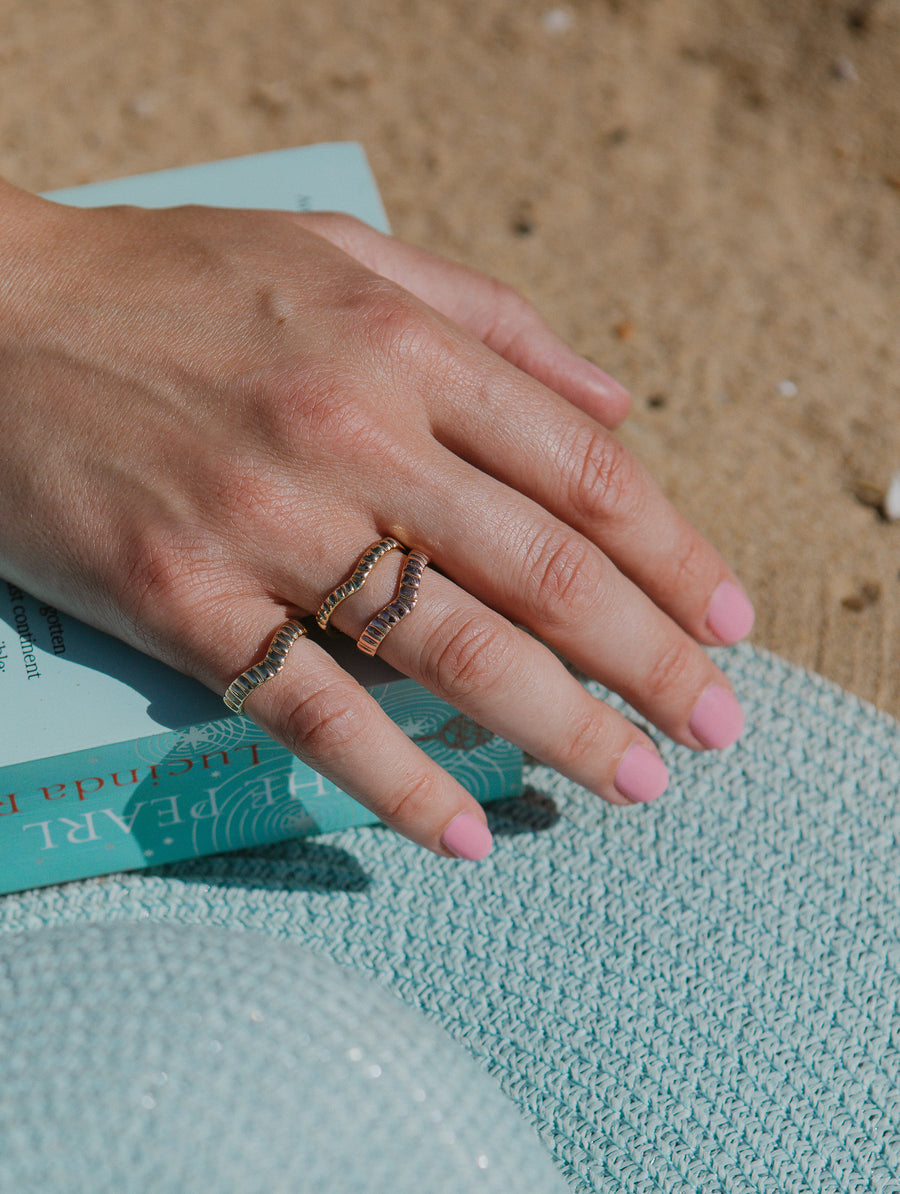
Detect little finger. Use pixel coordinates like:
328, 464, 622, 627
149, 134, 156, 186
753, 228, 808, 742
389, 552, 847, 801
213, 603, 495, 860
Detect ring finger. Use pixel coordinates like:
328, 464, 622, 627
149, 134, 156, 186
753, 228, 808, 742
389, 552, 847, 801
319, 544, 671, 808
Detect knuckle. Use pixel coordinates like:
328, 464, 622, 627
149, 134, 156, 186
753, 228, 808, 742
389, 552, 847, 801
662, 530, 710, 597
560, 708, 610, 772
297, 210, 366, 249
241, 364, 416, 497
258, 357, 422, 492
117, 527, 225, 665
213, 460, 276, 525
282, 677, 369, 760
299, 380, 383, 461
642, 636, 698, 706
354, 276, 436, 369
564, 425, 640, 522
521, 526, 598, 629
120, 527, 202, 622
482, 277, 534, 350
122, 539, 183, 613
245, 361, 374, 458
420, 613, 515, 703
379, 769, 442, 832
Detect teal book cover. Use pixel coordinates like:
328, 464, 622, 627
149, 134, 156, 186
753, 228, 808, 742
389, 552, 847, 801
0, 146, 522, 895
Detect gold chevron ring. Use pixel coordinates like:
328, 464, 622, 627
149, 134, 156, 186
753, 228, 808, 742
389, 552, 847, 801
223, 619, 307, 713
357, 550, 429, 656
315, 537, 404, 631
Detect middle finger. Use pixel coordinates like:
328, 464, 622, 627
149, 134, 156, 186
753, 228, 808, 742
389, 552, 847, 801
366, 441, 745, 754
320, 544, 671, 806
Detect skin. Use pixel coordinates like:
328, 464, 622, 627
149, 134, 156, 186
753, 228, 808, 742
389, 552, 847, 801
0, 180, 750, 856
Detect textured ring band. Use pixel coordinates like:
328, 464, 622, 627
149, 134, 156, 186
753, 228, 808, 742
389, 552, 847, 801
223, 619, 307, 714
357, 550, 430, 656
315, 537, 405, 631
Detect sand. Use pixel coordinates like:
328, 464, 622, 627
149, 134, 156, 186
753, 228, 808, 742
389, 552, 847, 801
3, 0, 899, 718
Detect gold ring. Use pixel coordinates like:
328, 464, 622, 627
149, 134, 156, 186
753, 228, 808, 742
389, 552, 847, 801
357, 550, 429, 656
315, 537, 405, 631
223, 619, 307, 713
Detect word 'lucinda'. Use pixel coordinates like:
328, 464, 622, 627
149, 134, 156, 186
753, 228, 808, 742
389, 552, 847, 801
0, 743, 264, 818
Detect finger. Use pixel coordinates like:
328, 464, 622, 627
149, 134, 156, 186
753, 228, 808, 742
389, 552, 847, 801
291, 210, 632, 428
198, 602, 495, 860
358, 443, 745, 752
323, 550, 671, 804
420, 346, 754, 648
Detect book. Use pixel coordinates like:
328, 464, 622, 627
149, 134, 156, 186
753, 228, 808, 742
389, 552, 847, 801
0, 145, 522, 895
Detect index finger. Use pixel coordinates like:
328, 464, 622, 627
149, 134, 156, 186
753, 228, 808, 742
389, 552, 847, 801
424, 342, 754, 648
291, 211, 633, 429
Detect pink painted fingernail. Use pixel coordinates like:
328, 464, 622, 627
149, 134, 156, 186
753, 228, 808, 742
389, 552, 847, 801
614, 744, 669, 803
706, 581, 755, 644
441, 813, 494, 861
689, 684, 745, 749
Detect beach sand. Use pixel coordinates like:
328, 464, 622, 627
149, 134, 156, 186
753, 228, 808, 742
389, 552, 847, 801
4, 0, 899, 717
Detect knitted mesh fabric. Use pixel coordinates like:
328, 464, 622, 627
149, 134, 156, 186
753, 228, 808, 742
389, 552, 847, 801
2, 644, 899, 1192
0, 923, 567, 1193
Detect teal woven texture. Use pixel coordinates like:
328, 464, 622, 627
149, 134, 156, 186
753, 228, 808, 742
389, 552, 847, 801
2, 643, 899, 1192
0, 923, 567, 1193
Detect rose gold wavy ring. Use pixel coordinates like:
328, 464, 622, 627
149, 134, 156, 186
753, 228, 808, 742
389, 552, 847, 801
315, 537, 405, 631
223, 619, 307, 713
357, 550, 430, 657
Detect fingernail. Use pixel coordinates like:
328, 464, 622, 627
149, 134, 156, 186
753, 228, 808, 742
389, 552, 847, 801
614, 744, 669, 803
689, 683, 745, 749
587, 362, 631, 399
441, 813, 494, 861
584, 362, 632, 414
706, 581, 755, 644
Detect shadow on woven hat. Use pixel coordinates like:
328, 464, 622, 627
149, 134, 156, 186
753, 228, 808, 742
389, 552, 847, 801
0, 923, 567, 1193
2, 643, 900, 1192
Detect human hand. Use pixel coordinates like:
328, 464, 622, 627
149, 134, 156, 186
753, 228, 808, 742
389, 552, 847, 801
0, 182, 753, 859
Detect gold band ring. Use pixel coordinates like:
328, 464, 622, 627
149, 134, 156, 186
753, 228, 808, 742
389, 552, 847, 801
315, 537, 404, 631
223, 619, 307, 713
357, 550, 429, 657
